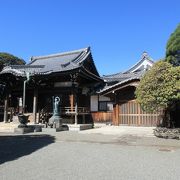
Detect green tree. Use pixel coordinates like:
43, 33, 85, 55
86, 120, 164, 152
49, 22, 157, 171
166, 23, 180, 66
0, 53, 25, 102
0, 52, 25, 71
135, 61, 180, 127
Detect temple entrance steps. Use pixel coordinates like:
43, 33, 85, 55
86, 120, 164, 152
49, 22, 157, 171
0, 122, 18, 132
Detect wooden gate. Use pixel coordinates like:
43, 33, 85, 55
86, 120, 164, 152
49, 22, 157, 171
119, 101, 162, 126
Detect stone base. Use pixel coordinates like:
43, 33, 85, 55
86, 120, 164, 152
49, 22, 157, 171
14, 127, 34, 134
48, 116, 62, 128
68, 124, 93, 131
42, 125, 68, 132
42, 124, 92, 132
14, 125, 43, 134
29, 125, 43, 132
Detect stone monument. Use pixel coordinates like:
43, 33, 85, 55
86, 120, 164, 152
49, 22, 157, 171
48, 96, 62, 129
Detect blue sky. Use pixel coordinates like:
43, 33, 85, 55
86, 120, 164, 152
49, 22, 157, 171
0, 0, 179, 75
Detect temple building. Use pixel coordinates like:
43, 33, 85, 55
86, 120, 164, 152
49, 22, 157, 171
0, 47, 103, 126
0, 48, 162, 127
91, 52, 162, 126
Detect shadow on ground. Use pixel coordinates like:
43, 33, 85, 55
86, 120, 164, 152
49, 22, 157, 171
0, 134, 55, 165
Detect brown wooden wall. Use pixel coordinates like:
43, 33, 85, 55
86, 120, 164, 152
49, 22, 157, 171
91, 101, 162, 127
91, 112, 112, 123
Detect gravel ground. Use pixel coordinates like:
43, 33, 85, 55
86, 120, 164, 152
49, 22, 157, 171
0, 131, 180, 180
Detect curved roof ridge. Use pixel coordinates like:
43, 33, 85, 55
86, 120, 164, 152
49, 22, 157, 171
124, 51, 154, 73
98, 77, 140, 94
30, 47, 89, 62
71, 48, 90, 64
0, 66, 24, 76
76, 50, 91, 64
102, 72, 123, 78
9, 65, 45, 69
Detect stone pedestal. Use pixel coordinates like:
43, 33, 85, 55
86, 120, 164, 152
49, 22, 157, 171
68, 124, 93, 131
49, 115, 62, 128
42, 124, 68, 132
14, 125, 43, 134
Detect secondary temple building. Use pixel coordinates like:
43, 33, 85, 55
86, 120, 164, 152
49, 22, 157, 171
91, 51, 162, 126
0, 47, 162, 127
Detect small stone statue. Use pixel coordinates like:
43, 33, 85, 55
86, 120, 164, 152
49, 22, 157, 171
53, 96, 60, 116
48, 96, 62, 128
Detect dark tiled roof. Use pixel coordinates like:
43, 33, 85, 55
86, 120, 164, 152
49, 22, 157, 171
97, 77, 140, 94
102, 52, 154, 83
102, 71, 144, 82
98, 52, 154, 94
0, 65, 47, 76
99, 71, 144, 94
0, 47, 96, 77
29, 47, 90, 73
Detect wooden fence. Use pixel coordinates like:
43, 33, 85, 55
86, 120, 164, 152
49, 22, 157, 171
119, 101, 162, 126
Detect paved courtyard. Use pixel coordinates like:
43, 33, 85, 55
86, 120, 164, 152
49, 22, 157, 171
0, 128, 180, 180
80, 126, 155, 137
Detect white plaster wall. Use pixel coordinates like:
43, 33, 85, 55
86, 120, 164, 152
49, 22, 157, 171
99, 96, 110, 101
90, 95, 98, 111
90, 95, 111, 111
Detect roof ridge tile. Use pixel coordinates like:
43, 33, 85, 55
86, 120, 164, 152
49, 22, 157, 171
31, 47, 89, 61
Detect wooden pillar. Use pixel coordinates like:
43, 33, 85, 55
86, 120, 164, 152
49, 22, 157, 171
112, 105, 116, 125
115, 104, 119, 126
74, 94, 78, 125
70, 94, 74, 112
70, 73, 78, 125
112, 104, 119, 126
118, 104, 121, 125
138, 102, 141, 126
3, 95, 8, 123
33, 88, 38, 124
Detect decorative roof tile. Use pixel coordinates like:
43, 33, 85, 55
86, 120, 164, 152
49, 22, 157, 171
125, 51, 154, 73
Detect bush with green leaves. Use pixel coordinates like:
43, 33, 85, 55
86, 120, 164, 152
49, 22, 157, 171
135, 61, 180, 113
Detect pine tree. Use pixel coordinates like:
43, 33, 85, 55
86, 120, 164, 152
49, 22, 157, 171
166, 24, 180, 66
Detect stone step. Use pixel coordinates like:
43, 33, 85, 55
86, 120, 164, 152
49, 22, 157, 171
0, 122, 44, 133
0, 122, 19, 132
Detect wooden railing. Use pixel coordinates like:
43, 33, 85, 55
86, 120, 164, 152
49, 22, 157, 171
62, 107, 90, 115
39, 106, 90, 123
